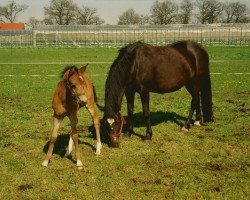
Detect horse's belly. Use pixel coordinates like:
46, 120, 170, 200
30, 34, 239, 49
144, 76, 187, 93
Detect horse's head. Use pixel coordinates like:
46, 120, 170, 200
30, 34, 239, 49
63, 64, 88, 106
105, 112, 126, 148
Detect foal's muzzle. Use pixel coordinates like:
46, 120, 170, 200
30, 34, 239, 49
78, 100, 85, 107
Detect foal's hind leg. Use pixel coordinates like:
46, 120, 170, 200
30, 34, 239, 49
65, 135, 73, 157
87, 105, 102, 155
42, 117, 62, 167
69, 114, 83, 170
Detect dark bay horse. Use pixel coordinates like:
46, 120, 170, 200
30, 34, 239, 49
104, 41, 213, 147
42, 64, 102, 170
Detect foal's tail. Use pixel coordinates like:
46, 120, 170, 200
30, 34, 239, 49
200, 72, 214, 122
93, 85, 105, 111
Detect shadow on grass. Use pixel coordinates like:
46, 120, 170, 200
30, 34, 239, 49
42, 128, 105, 164
123, 111, 187, 139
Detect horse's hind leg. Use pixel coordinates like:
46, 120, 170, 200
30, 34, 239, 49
87, 105, 102, 155
69, 114, 83, 170
182, 82, 201, 131
140, 91, 152, 140
194, 95, 202, 127
42, 117, 61, 167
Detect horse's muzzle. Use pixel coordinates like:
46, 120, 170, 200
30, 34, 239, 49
109, 139, 119, 148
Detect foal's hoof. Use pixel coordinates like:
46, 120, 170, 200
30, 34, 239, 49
77, 160, 83, 170
181, 126, 189, 132
42, 160, 49, 167
95, 142, 102, 155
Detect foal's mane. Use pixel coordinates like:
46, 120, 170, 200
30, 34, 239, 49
60, 65, 78, 78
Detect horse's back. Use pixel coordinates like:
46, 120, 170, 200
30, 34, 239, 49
130, 41, 209, 93
170, 41, 209, 73
131, 42, 193, 92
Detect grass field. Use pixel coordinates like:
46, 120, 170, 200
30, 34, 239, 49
0, 46, 249, 200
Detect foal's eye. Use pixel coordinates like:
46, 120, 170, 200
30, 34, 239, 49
70, 84, 76, 89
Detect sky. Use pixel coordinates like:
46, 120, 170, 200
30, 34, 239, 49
1, 0, 250, 25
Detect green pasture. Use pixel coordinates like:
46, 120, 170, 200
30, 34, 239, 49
0, 46, 249, 199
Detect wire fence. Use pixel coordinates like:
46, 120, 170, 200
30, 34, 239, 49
0, 24, 249, 48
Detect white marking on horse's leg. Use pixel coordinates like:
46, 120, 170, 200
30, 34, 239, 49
42, 160, 49, 167
77, 160, 83, 170
65, 136, 73, 157
95, 142, 102, 155
194, 121, 201, 126
181, 126, 189, 132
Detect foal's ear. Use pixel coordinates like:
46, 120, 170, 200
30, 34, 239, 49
62, 67, 74, 80
80, 64, 88, 74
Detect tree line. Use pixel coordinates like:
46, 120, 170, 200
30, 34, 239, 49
0, 0, 249, 27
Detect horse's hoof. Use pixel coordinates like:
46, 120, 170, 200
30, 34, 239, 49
181, 127, 189, 132
42, 160, 49, 167
123, 132, 131, 137
194, 121, 201, 126
143, 135, 152, 141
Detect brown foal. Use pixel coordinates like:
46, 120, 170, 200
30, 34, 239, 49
42, 64, 102, 170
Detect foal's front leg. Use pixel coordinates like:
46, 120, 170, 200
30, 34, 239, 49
87, 105, 102, 155
140, 91, 152, 140
42, 117, 62, 167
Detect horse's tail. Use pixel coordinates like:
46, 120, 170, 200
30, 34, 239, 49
93, 85, 105, 111
200, 72, 214, 122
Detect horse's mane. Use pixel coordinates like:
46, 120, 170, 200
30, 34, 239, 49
105, 41, 144, 117
60, 65, 78, 78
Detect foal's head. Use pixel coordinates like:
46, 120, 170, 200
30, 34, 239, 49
62, 64, 88, 106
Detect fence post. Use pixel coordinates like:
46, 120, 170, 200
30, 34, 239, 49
32, 30, 36, 47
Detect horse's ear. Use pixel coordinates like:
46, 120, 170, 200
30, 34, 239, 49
80, 64, 88, 74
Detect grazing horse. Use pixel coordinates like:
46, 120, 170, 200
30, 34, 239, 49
104, 41, 213, 147
42, 64, 102, 170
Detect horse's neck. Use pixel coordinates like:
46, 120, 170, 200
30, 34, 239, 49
105, 74, 128, 116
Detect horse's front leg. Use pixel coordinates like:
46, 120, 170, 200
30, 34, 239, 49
140, 91, 152, 140
124, 88, 136, 137
69, 114, 83, 170
42, 116, 62, 167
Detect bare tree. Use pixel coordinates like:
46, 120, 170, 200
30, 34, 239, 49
223, 1, 249, 23
77, 6, 104, 25
118, 8, 141, 25
150, 0, 179, 24
28, 17, 42, 28
0, 0, 28, 23
44, 0, 78, 25
179, 0, 194, 24
196, 0, 223, 24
